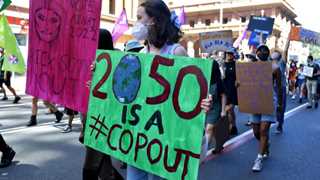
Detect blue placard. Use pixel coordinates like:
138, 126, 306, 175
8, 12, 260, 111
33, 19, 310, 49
248, 31, 268, 47
248, 16, 275, 35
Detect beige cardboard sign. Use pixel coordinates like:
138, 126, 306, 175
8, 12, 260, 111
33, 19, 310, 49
236, 61, 274, 115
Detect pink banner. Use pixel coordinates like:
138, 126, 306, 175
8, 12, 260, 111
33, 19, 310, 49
112, 9, 129, 42
26, 0, 102, 113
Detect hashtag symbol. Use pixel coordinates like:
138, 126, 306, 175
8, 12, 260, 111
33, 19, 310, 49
89, 114, 109, 140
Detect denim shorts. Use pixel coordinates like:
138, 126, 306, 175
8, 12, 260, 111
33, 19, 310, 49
250, 114, 276, 124
127, 166, 162, 180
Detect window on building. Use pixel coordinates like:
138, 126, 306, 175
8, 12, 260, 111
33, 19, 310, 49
240, 16, 246, 23
205, 19, 211, 26
109, 0, 115, 15
189, 20, 195, 27
223, 18, 228, 24
14, 34, 27, 46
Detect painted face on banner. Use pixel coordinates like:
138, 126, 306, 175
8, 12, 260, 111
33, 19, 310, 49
35, 8, 62, 43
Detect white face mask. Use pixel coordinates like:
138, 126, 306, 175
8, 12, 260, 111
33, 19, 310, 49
132, 22, 149, 41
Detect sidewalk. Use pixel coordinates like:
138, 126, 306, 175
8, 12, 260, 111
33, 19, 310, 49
11, 74, 26, 95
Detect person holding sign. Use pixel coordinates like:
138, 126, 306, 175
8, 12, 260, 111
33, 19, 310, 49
205, 58, 227, 154
222, 49, 239, 136
82, 29, 124, 180
305, 55, 320, 109
296, 64, 307, 104
270, 50, 287, 134
127, 0, 212, 179
288, 59, 298, 99
0, 47, 21, 103
250, 45, 284, 172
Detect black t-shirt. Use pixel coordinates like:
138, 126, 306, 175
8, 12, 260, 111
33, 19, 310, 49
223, 61, 238, 105
210, 60, 224, 97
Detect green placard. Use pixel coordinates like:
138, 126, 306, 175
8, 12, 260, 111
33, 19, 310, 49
0, 15, 25, 74
0, 0, 11, 12
84, 50, 213, 180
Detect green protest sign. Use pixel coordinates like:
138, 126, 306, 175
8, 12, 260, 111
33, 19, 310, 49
0, 0, 11, 12
84, 50, 213, 180
0, 16, 25, 74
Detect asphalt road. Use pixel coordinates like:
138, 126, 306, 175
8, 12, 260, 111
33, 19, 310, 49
0, 92, 319, 180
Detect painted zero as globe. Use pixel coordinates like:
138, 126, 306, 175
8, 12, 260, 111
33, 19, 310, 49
112, 54, 141, 104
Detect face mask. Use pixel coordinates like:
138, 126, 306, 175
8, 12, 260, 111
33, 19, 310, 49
132, 22, 149, 41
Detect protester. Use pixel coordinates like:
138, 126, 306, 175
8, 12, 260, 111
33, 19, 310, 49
0, 134, 15, 168
82, 29, 123, 180
296, 64, 307, 104
250, 45, 283, 172
0, 47, 21, 103
127, 0, 212, 179
223, 49, 238, 136
27, 97, 64, 126
205, 57, 227, 154
271, 50, 287, 134
306, 55, 320, 109
61, 108, 78, 133
288, 59, 298, 99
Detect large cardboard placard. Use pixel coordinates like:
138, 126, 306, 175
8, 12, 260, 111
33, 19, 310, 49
236, 61, 274, 115
85, 50, 213, 180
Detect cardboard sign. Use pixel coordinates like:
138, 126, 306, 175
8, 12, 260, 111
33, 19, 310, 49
84, 50, 213, 180
26, 0, 102, 113
0, 16, 25, 74
236, 61, 274, 115
247, 16, 274, 35
302, 66, 314, 77
290, 27, 320, 47
199, 30, 233, 53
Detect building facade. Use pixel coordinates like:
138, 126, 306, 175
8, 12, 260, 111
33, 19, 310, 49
168, 0, 308, 60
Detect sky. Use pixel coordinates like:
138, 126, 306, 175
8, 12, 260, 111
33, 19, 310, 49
291, 0, 320, 32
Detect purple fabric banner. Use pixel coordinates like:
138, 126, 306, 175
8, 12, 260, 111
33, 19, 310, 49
112, 9, 129, 42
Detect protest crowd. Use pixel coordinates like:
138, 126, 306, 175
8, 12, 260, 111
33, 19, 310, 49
0, 0, 320, 179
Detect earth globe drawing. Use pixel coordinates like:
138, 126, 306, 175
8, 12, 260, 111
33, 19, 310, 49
113, 54, 141, 104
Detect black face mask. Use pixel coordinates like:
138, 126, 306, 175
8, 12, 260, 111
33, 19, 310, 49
257, 53, 269, 61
